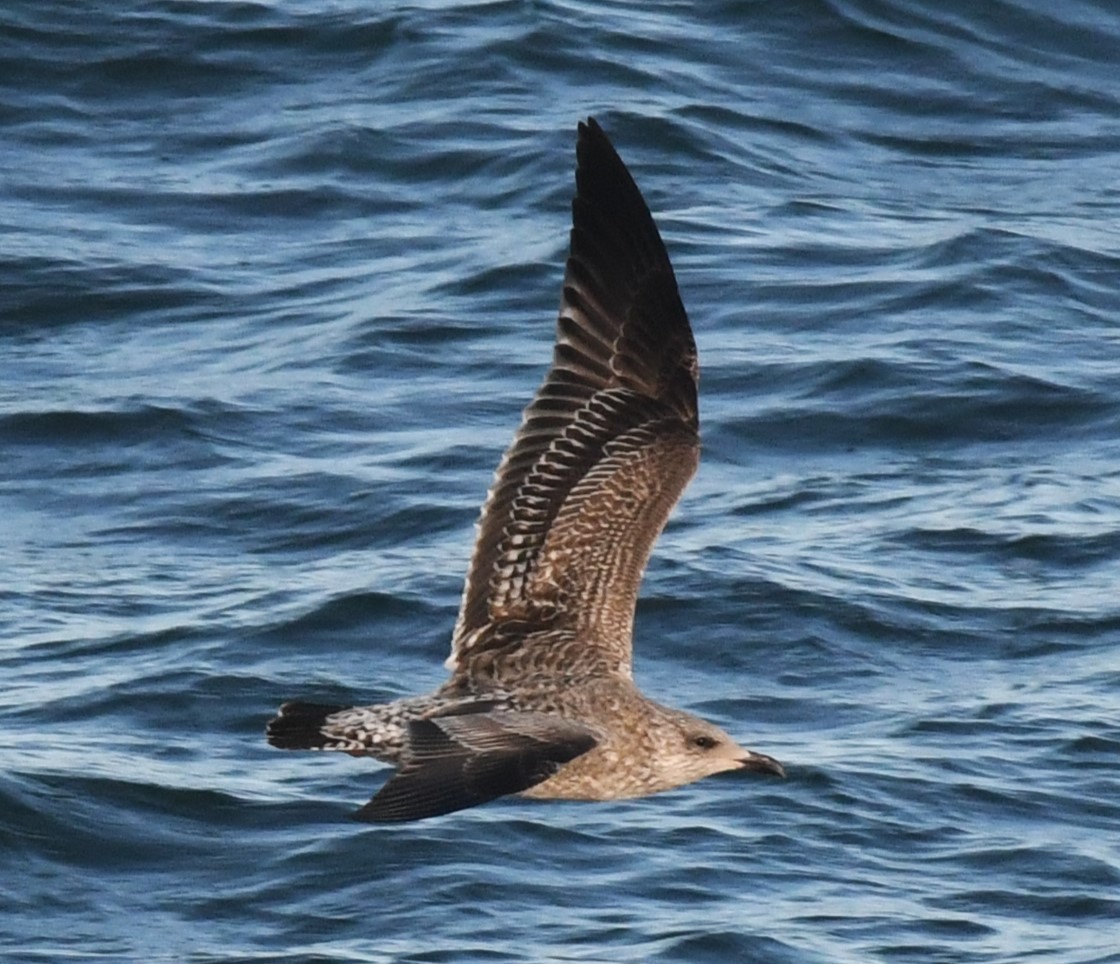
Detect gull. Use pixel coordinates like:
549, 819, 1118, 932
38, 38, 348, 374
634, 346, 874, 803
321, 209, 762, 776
267, 117, 784, 822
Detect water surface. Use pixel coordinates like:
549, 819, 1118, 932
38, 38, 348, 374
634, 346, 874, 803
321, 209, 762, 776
3, 1, 1120, 961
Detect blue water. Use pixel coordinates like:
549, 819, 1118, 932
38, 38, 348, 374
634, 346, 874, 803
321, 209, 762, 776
3, 0, 1120, 960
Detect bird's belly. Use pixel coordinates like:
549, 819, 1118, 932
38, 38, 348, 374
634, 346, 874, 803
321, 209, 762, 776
520, 744, 656, 801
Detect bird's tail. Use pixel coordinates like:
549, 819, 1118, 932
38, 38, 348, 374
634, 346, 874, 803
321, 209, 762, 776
266, 701, 349, 751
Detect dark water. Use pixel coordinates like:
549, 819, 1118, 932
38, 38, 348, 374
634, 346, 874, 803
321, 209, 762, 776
3, 1, 1120, 961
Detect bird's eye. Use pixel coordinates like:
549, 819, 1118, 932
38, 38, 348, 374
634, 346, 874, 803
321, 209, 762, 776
691, 735, 718, 750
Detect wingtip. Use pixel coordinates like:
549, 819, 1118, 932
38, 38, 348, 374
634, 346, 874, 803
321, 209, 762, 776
350, 798, 416, 824
576, 115, 613, 155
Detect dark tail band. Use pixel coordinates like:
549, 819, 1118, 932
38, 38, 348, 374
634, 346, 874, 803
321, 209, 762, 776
266, 701, 347, 750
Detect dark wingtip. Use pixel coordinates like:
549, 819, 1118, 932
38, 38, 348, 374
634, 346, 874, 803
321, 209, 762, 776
351, 799, 415, 824
579, 115, 603, 137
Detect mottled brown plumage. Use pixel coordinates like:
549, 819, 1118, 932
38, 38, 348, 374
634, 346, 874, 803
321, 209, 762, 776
267, 118, 783, 823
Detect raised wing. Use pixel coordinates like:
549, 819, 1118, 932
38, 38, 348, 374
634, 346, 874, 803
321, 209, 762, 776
448, 117, 699, 680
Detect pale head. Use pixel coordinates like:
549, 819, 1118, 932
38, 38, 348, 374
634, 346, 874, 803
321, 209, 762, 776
635, 704, 785, 796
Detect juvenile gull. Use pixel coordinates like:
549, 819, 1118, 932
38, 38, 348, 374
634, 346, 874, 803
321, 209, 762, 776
267, 118, 784, 822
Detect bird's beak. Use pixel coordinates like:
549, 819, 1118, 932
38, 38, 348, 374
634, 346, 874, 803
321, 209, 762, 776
738, 750, 785, 778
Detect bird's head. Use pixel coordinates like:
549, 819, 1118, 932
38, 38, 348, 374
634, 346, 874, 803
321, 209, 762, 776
642, 706, 785, 793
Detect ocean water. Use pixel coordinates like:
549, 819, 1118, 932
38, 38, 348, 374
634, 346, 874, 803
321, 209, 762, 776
3, 0, 1120, 960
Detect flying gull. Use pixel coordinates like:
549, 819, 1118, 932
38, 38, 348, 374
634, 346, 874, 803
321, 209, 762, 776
267, 117, 784, 822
